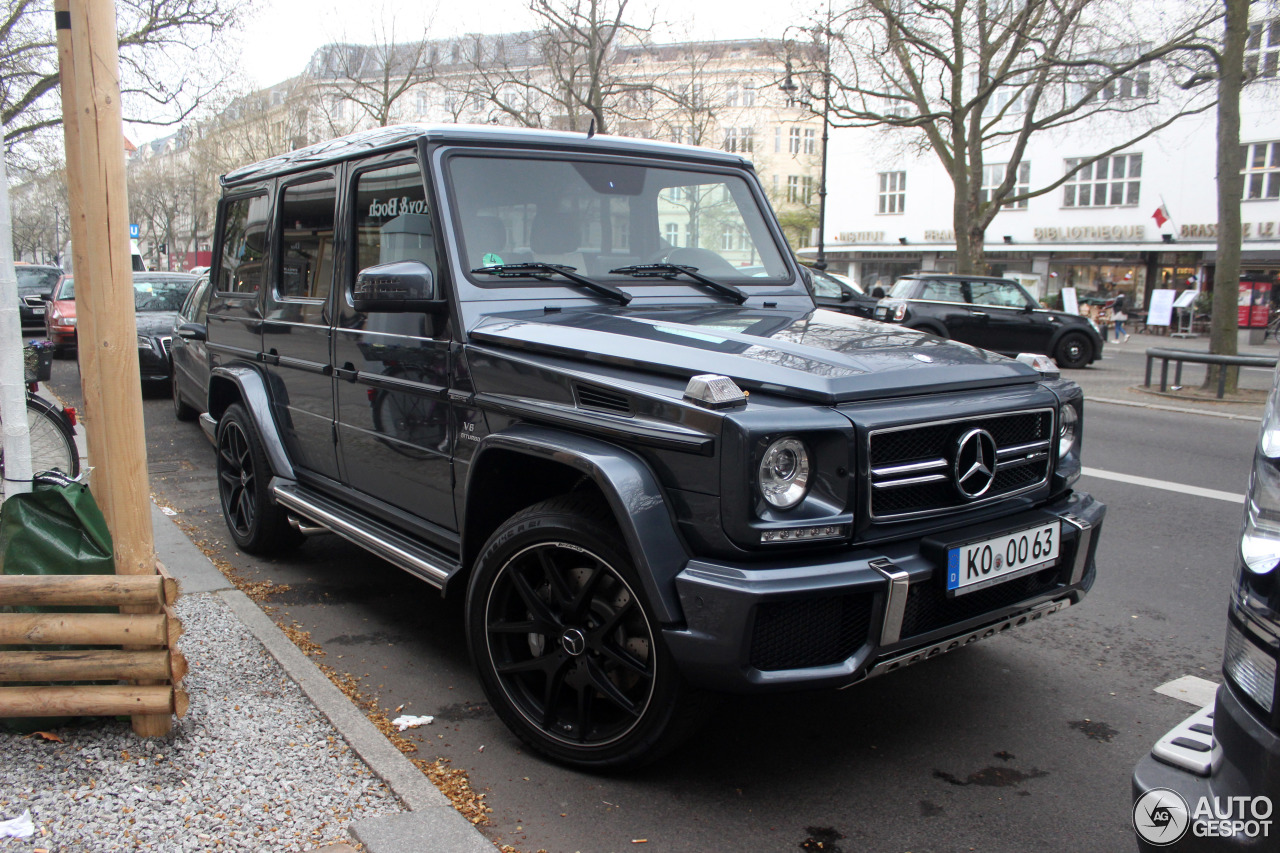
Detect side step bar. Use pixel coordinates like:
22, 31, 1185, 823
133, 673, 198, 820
271, 481, 459, 589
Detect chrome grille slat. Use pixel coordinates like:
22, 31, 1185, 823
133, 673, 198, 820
868, 409, 1054, 520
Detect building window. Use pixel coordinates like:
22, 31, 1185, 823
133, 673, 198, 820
1243, 141, 1280, 199
724, 127, 738, 151
415, 91, 429, 115
330, 96, 345, 119
725, 84, 739, 107
802, 175, 814, 204
789, 127, 802, 154
742, 81, 756, 107
774, 127, 782, 153
665, 222, 681, 247
786, 175, 801, 203
740, 128, 754, 153
878, 171, 906, 214
804, 128, 816, 154
980, 162, 1031, 209
1247, 18, 1280, 79
1101, 68, 1150, 101
1063, 154, 1142, 207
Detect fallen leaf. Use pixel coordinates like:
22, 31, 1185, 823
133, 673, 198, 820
632, 840, 648, 845
28, 732, 62, 743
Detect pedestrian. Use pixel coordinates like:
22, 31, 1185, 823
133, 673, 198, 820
1112, 292, 1130, 343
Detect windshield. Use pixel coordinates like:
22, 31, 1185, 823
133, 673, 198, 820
16, 267, 60, 293
133, 277, 196, 311
447, 153, 791, 289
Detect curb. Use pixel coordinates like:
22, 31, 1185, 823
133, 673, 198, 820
150, 504, 495, 853
1086, 395, 1263, 422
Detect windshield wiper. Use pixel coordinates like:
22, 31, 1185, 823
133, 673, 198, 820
471, 262, 632, 305
608, 263, 747, 305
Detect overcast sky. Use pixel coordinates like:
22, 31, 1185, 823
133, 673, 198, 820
237, 0, 820, 88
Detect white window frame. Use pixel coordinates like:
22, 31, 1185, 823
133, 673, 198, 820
1243, 140, 1280, 200
980, 162, 1031, 210
803, 128, 817, 154
789, 127, 802, 154
878, 171, 906, 214
1062, 154, 1142, 208
1247, 18, 1280, 79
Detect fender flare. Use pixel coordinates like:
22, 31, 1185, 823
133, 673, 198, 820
466, 423, 690, 624
208, 365, 294, 481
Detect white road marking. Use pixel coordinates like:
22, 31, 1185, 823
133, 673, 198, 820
1081, 467, 1246, 504
1155, 675, 1220, 707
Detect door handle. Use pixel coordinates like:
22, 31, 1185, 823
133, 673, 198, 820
970, 311, 988, 318
334, 362, 358, 382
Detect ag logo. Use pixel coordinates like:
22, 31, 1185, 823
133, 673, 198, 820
1133, 787, 1190, 846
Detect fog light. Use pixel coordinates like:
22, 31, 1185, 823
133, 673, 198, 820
1225, 622, 1277, 712
761, 524, 848, 543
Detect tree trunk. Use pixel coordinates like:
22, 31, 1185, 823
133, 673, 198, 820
1207, 0, 1249, 393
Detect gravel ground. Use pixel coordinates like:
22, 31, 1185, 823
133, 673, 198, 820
0, 592, 405, 851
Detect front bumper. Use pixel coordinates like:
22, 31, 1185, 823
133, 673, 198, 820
662, 490, 1104, 691
1132, 683, 1280, 851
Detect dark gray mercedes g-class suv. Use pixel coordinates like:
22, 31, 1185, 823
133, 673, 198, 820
200, 124, 1105, 769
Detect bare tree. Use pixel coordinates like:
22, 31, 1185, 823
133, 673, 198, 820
308, 17, 439, 134
8, 167, 66, 264
801, 0, 1221, 273
453, 0, 652, 133
2, 0, 249, 159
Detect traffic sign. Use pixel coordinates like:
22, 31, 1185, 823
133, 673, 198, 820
129, 223, 139, 239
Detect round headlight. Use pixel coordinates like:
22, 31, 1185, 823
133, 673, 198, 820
759, 437, 811, 509
1058, 405, 1078, 459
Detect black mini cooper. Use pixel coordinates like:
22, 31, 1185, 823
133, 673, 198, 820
874, 273, 1105, 369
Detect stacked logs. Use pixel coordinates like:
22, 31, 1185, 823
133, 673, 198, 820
0, 573, 187, 718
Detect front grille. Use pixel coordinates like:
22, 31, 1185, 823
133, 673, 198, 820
22, 295, 44, 308
159, 336, 172, 357
899, 569, 1063, 638
869, 409, 1053, 520
750, 594, 874, 671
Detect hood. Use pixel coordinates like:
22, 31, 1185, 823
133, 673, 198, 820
468, 306, 1040, 403
48, 298, 75, 320
135, 311, 179, 336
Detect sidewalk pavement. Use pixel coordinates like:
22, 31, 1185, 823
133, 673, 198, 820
149, 502, 496, 853
1068, 328, 1276, 421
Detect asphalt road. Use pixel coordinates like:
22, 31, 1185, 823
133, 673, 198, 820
44, 345, 1264, 853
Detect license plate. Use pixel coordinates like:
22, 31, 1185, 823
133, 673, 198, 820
946, 521, 1060, 596
32, 308, 44, 316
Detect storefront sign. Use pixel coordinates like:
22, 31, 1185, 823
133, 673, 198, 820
835, 231, 885, 243
1181, 222, 1280, 239
1033, 225, 1146, 242
1240, 281, 1272, 328
924, 230, 955, 242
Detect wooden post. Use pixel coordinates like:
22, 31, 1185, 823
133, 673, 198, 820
56, 0, 167, 736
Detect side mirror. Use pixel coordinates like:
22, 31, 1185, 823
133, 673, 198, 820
353, 261, 442, 313
176, 323, 206, 341
839, 290, 852, 303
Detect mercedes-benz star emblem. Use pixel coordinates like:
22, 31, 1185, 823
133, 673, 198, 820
954, 428, 997, 499
560, 628, 587, 657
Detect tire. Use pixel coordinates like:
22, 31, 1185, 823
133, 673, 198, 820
1, 397, 80, 480
1054, 332, 1092, 370
466, 495, 709, 770
215, 403, 301, 555
172, 375, 198, 422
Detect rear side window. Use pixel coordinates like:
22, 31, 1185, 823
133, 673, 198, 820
278, 176, 337, 301
353, 162, 432, 278
969, 280, 1030, 308
217, 194, 269, 294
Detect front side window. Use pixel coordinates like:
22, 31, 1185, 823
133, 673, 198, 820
878, 171, 906, 214
216, 194, 269, 294
447, 153, 790, 288
1063, 154, 1142, 208
278, 176, 337, 301
353, 161, 432, 278
1242, 141, 1280, 200
969, 280, 1031, 308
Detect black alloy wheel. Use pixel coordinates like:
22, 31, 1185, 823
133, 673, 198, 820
215, 404, 299, 554
1054, 332, 1092, 370
468, 496, 708, 769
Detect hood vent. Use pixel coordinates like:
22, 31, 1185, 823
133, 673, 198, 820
574, 384, 633, 416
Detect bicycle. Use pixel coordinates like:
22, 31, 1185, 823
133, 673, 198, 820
0, 342, 80, 485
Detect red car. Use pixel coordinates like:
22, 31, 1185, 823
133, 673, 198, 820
44, 275, 76, 354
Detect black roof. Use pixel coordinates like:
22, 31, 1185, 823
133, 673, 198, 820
898, 273, 1014, 283
221, 124, 751, 187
